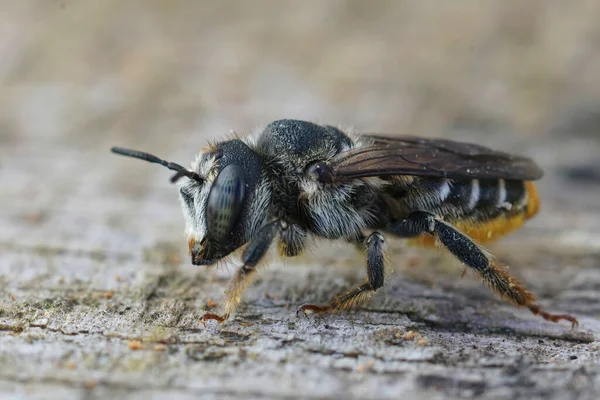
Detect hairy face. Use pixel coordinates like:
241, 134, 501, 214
178, 139, 269, 266
179, 150, 244, 265
178, 151, 215, 263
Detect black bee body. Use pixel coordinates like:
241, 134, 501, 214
256, 120, 359, 233
256, 120, 532, 245
111, 119, 576, 327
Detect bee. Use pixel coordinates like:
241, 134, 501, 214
111, 119, 577, 327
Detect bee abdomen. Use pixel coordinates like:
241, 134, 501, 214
461, 178, 530, 219
523, 181, 540, 218
458, 178, 533, 221
406, 179, 540, 247
404, 178, 533, 221
446, 179, 480, 212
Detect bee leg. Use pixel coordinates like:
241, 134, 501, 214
202, 220, 287, 324
297, 231, 386, 316
389, 212, 578, 328
278, 223, 307, 257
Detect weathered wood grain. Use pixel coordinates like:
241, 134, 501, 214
1, 2, 600, 399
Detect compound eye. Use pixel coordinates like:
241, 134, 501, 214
206, 164, 245, 244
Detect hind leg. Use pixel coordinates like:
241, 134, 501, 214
389, 211, 578, 327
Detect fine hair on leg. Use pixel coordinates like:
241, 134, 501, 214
389, 212, 578, 327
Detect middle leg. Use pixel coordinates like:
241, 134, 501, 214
298, 231, 386, 315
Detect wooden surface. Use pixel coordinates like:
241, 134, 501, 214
1, 2, 600, 399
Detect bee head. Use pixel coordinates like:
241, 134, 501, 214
111, 139, 267, 266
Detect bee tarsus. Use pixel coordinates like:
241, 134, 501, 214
201, 313, 228, 324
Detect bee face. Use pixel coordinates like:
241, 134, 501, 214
179, 139, 268, 266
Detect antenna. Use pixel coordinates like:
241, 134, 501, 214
110, 147, 203, 184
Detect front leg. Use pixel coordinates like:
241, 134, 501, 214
298, 231, 386, 315
202, 220, 287, 323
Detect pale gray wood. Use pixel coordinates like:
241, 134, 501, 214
1, 2, 600, 399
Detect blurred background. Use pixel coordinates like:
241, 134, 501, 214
1, 1, 600, 398
3, 0, 600, 287
2, 0, 600, 254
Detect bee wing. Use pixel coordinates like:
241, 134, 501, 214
329, 134, 544, 181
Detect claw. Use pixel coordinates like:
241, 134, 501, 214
545, 313, 579, 329
296, 303, 332, 317
201, 313, 228, 324
527, 305, 579, 329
